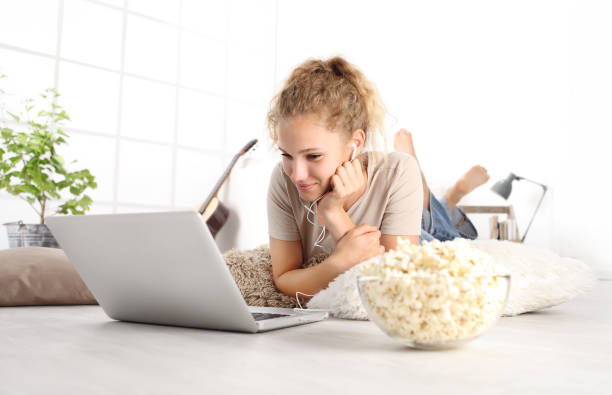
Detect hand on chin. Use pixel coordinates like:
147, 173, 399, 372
317, 189, 344, 216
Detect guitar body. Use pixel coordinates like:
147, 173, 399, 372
202, 197, 230, 239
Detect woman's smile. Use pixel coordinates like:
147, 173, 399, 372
297, 183, 315, 191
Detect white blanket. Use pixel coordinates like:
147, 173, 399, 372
308, 239, 598, 319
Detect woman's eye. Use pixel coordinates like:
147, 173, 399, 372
281, 154, 321, 159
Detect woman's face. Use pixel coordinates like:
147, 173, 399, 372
277, 113, 350, 202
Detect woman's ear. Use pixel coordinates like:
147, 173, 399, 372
351, 129, 366, 151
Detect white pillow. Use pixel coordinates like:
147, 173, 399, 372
307, 239, 598, 319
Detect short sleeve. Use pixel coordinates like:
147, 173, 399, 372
267, 164, 301, 241
380, 154, 423, 235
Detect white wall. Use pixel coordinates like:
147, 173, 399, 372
1, 0, 610, 279
556, 0, 612, 279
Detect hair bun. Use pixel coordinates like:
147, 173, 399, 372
329, 56, 349, 77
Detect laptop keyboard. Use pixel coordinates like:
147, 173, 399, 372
251, 312, 291, 321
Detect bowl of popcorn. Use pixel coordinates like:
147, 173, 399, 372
357, 238, 511, 350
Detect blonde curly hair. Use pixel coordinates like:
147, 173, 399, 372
266, 56, 389, 167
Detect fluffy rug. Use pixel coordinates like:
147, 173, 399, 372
222, 245, 327, 308
222, 240, 598, 319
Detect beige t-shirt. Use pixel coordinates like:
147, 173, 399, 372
267, 150, 423, 262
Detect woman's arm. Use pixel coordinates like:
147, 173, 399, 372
380, 234, 419, 252
272, 224, 385, 300
270, 236, 346, 298
274, 253, 345, 298
321, 208, 356, 243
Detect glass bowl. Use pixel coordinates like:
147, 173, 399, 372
357, 273, 511, 350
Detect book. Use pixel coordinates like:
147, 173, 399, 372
490, 215, 499, 239
499, 221, 508, 240
506, 219, 519, 241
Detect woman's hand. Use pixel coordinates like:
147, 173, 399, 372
318, 158, 366, 215
332, 224, 385, 273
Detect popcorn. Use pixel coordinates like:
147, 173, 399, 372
358, 238, 510, 345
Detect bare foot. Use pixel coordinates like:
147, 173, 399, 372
445, 165, 490, 209
394, 128, 416, 157
393, 129, 430, 210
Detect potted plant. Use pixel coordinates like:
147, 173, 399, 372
0, 76, 97, 248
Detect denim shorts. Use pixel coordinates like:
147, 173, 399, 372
419, 192, 478, 244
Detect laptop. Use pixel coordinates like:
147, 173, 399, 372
45, 210, 329, 333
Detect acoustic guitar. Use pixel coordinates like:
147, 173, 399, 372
198, 138, 258, 239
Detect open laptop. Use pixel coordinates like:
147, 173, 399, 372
45, 211, 328, 333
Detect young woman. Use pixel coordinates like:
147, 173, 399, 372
265, 56, 487, 299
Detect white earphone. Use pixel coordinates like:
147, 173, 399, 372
302, 142, 359, 255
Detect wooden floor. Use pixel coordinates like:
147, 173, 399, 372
1, 280, 610, 394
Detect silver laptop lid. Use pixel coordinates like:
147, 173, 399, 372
46, 211, 258, 333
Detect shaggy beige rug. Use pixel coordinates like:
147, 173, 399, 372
222, 244, 329, 308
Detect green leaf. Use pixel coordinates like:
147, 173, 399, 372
52, 155, 65, 166
54, 110, 70, 122
13, 184, 40, 196
48, 190, 61, 200
16, 134, 28, 145
1, 128, 14, 140
7, 112, 20, 122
